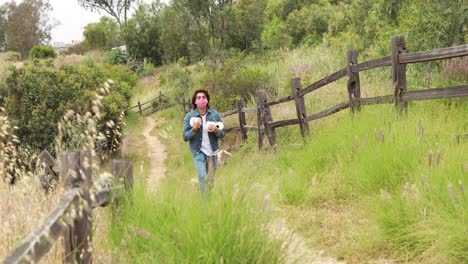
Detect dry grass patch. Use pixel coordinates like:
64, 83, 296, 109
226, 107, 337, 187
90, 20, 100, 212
0, 177, 65, 261
284, 203, 392, 264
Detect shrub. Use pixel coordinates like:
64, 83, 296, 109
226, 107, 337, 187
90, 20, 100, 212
2, 63, 131, 156
96, 63, 137, 101
29, 45, 57, 60
4, 51, 21, 62
106, 49, 143, 74
64, 42, 88, 55
140, 62, 156, 76
199, 56, 274, 111
106, 49, 127, 65
177, 56, 189, 66
160, 67, 193, 101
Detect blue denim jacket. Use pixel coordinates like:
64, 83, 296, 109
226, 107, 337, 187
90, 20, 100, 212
183, 108, 225, 156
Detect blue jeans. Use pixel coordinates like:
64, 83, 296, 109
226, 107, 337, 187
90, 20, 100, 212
193, 152, 218, 195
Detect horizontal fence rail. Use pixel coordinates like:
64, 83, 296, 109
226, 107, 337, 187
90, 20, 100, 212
265, 95, 294, 107
218, 36, 467, 149
399, 44, 468, 64
127, 91, 172, 116
305, 101, 350, 123
351, 56, 392, 72
401, 85, 468, 102
221, 108, 238, 118
3, 150, 133, 264
298, 68, 347, 97
3, 189, 80, 263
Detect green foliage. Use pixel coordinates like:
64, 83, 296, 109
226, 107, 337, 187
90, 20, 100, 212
159, 5, 191, 63
230, 0, 266, 51
176, 56, 189, 66
110, 107, 285, 263
122, 2, 163, 65
110, 186, 284, 263
160, 67, 192, 100
199, 55, 274, 111
0, 0, 54, 58
106, 49, 127, 65
285, 1, 333, 46
105, 49, 144, 74
28, 44, 56, 60
324, 0, 467, 57
75, 0, 468, 67
261, 16, 292, 50
399, 0, 467, 51
83, 16, 122, 50
2, 63, 134, 154
140, 62, 156, 77
326, 0, 400, 55
3, 51, 21, 61
261, 102, 467, 262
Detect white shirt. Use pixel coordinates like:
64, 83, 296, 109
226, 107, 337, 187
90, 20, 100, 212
200, 115, 213, 156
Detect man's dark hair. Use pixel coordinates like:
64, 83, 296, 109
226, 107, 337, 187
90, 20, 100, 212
191, 89, 210, 109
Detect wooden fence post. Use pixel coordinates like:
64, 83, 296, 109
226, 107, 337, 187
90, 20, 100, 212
237, 98, 248, 141
291, 77, 309, 137
39, 149, 59, 191
111, 159, 134, 192
257, 90, 276, 148
137, 101, 142, 116
346, 49, 361, 112
60, 150, 92, 264
255, 91, 265, 149
391, 36, 408, 110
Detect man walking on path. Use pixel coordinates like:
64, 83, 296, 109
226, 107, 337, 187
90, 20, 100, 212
183, 89, 225, 195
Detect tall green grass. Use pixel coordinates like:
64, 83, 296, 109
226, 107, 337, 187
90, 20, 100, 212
109, 185, 284, 263
114, 43, 467, 262
110, 108, 285, 263
252, 100, 467, 262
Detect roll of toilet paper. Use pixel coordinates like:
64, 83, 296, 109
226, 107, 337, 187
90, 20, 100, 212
190, 117, 202, 127
206, 121, 224, 132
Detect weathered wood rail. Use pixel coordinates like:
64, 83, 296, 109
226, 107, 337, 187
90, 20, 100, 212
218, 36, 468, 148
2, 150, 133, 264
127, 91, 173, 116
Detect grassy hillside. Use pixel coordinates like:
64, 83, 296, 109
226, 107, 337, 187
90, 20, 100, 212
114, 44, 467, 263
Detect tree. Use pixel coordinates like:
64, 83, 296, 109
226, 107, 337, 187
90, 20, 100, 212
171, 0, 212, 56
77, 0, 136, 27
285, 1, 333, 46
83, 16, 122, 50
121, 2, 163, 65
0, 5, 7, 51
159, 5, 190, 63
232, 0, 266, 51
400, 0, 467, 51
261, 16, 292, 50
0, 0, 54, 58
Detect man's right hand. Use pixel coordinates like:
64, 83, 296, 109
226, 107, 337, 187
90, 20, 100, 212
191, 118, 201, 132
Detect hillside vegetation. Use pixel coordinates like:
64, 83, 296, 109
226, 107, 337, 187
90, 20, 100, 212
111, 39, 467, 263
0, 0, 466, 262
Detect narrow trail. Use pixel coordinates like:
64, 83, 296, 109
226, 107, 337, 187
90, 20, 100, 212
139, 114, 340, 263
141, 116, 167, 192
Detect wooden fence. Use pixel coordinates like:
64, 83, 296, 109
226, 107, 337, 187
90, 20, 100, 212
2, 150, 133, 264
126, 91, 172, 116
220, 36, 468, 148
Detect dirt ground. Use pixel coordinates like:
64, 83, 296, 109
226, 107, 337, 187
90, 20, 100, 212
141, 116, 167, 192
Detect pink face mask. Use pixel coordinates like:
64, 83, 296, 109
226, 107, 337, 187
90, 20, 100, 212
195, 98, 208, 108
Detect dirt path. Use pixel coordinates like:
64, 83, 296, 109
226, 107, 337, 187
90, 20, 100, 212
141, 116, 167, 192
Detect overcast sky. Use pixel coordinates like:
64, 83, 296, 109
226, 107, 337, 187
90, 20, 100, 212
1, 0, 162, 44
